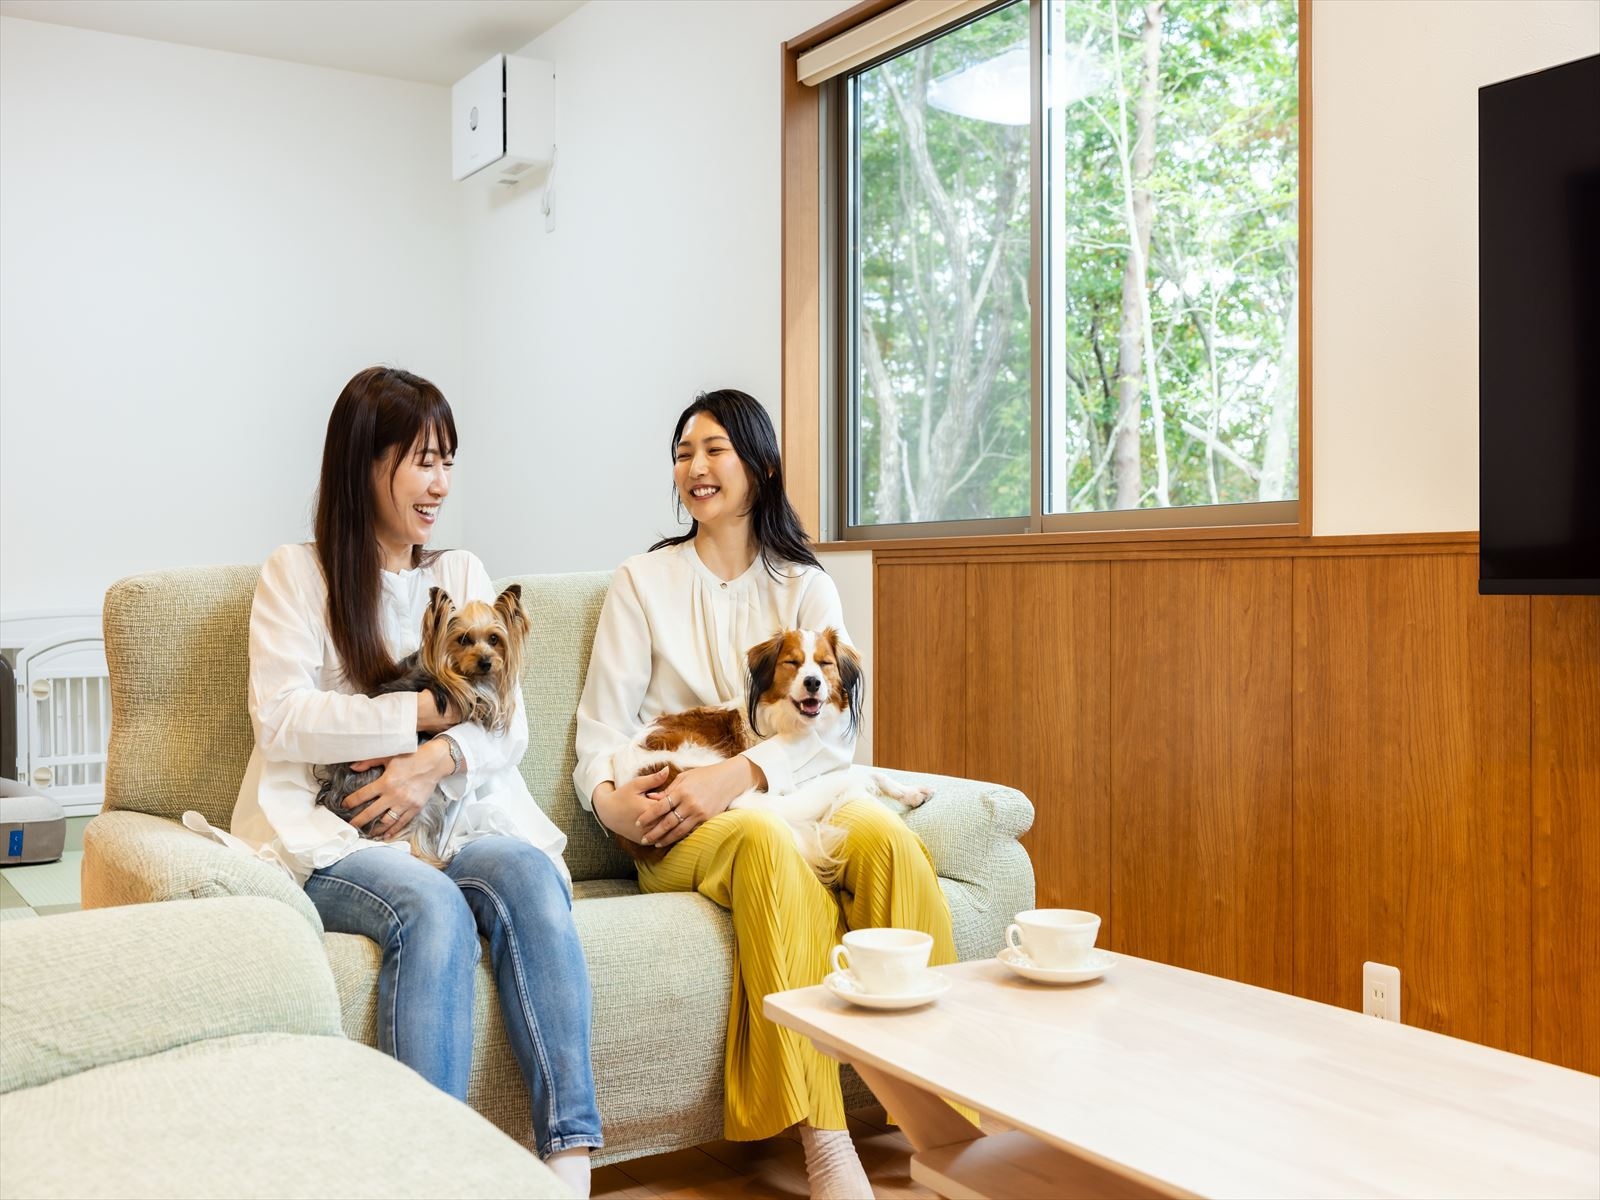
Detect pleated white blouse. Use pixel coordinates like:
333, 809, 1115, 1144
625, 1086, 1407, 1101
573, 541, 856, 809
220, 543, 569, 885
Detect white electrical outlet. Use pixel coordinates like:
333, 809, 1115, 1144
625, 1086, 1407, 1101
1363, 961, 1401, 1021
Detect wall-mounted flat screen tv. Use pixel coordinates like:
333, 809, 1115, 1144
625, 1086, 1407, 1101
1479, 54, 1599, 596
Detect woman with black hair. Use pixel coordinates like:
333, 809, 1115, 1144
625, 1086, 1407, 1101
574, 389, 955, 1200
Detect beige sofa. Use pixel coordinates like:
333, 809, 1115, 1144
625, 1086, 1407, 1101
80, 567, 1036, 1165
0, 897, 568, 1199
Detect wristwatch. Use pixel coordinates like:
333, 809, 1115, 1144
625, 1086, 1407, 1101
439, 734, 464, 776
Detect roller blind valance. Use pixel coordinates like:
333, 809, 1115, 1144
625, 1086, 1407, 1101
795, 0, 993, 86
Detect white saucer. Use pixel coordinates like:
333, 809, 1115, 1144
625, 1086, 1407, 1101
997, 946, 1116, 984
824, 970, 952, 1010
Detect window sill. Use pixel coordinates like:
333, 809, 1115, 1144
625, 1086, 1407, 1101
816, 527, 1480, 558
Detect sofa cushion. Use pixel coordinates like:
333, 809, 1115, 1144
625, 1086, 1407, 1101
0, 1033, 570, 1199
570, 891, 734, 1160
322, 889, 735, 1167
0, 898, 341, 1094
496, 571, 636, 883
81, 810, 325, 931
571, 878, 639, 901
103, 565, 259, 828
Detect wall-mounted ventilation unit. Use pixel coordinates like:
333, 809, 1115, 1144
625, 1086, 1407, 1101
452, 54, 555, 186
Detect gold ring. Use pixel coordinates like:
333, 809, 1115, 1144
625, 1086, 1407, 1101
674, 810, 684, 824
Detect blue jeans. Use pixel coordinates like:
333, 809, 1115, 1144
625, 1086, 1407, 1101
305, 837, 602, 1156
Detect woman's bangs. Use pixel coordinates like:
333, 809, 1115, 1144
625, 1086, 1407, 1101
393, 395, 457, 466
421, 409, 458, 459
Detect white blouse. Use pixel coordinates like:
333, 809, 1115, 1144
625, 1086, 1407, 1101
573, 541, 855, 808
223, 543, 569, 885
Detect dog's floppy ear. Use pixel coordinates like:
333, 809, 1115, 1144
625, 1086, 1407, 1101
420, 587, 456, 670
745, 630, 786, 737
825, 627, 863, 737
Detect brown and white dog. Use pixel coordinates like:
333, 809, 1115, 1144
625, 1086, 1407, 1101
608, 627, 932, 880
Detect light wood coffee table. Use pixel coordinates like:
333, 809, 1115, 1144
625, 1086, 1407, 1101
764, 955, 1600, 1199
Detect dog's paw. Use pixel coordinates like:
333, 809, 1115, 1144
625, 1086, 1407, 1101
877, 777, 933, 808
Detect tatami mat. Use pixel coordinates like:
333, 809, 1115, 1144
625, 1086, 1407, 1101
2, 851, 84, 908
0, 873, 26, 909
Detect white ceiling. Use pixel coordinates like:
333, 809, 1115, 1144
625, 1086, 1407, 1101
0, 0, 585, 85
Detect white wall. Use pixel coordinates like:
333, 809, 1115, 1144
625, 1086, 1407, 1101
457, 0, 873, 756
459, 0, 852, 573
1312, 0, 1596, 535
460, 0, 863, 746
0, 17, 463, 615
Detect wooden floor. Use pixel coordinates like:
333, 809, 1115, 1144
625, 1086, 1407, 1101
593, 1108, 934, 1200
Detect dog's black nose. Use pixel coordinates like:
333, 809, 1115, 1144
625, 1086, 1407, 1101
476, 657, 493, 674
803, 675, 821, 694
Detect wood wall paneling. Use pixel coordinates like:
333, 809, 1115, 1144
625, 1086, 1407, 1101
1109, 559, 1294, 990
873, 539, 1596, 1072
873, 563, 966, 778
1292, 554, 1531, 1054
964, 562, 1111, 922
1532, 596, 1600, 1075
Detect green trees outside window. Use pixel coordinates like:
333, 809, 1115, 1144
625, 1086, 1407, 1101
848, 0, 1300, 530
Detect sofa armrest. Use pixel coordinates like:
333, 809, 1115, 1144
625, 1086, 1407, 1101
0, 896, 343, 1094
883, 768, 1037, 960
81, 810, 323, 934
889, 768, 1034, 885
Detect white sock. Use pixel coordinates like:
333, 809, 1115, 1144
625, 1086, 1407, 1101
543, 1147, 592, 1198
798, 1124, 874, 1200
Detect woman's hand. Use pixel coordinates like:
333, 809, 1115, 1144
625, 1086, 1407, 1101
592, 768, 671, 840
345, 738, 455, 839
416, 690, 462, 734
637, 756, 764, 850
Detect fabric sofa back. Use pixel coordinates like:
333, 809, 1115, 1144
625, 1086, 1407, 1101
498, 571, 634, 881
102, 563, 633, 882
103, 565, 259, 833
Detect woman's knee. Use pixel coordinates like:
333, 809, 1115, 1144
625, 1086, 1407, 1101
451, 835, 556, 877
834, 800, 917, 852
320, 854, 478, 966
449, 837, 573, 922
715, 807, 803, 862
397, 875, 479, 974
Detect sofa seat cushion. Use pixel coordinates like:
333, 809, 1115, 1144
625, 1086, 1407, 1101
0, 1032, 569, 1199
1, 898, 340, 1094
320, 889, 736, 1167
571, 878, 638, 900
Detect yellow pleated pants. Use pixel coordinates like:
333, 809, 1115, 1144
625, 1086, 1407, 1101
636, 800, 957, 1141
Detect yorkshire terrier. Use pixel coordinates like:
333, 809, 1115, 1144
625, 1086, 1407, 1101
314, 583, 529, 866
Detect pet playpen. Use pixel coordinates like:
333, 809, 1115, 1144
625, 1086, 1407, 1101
2, 611, 109, 816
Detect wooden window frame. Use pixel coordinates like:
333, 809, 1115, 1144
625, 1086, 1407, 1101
782, 0, 1313, 550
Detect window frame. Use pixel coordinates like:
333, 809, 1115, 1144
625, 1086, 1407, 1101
786, 0, 1312, 548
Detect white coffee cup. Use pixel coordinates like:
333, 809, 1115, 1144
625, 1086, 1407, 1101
1005, 909, 1100, 969
830, 928, 934, 995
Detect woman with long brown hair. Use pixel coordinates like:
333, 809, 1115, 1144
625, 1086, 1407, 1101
230, 366, 601, 1196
